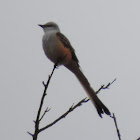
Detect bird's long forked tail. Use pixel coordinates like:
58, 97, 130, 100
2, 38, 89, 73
65, 61, 111, 118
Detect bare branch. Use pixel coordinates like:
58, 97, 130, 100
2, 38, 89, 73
96, 78, 116, 94
32, 64, 57, 140
39, 107, 51, 122
27, 132, 33, 137
39, 98, 89, 133
111, 113, 121, 140
38, 79, 116, 133
29, 63, 116, 140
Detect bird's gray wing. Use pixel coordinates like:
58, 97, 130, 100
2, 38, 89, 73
56, 32, 79, 67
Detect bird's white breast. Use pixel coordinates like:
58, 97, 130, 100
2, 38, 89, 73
42, 30, 72, 65
42, 31, 59, 63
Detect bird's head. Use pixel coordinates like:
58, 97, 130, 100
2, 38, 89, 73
38, 22, 60, 32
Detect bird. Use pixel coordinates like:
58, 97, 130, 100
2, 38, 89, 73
39, 22, 111, 118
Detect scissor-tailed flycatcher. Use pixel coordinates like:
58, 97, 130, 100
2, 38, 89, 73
39, 22, 110, 117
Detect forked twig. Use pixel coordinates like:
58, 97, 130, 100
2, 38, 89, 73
96, 78, 116, 94
30, 64, 57, 140
39, 97, 89, 133
38, 79, 116, 133
39, 107, 51, 122
28, 63, 116, 140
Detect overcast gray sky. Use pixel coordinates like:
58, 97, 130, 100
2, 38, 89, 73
1, 0, 140, 140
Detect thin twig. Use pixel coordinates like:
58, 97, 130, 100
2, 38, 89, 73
38, 79, 116, 133
96, 78, 116, 94
27, 132, 33, 137
32, 64, 57, 140
39, 98, 89, 133
39, 107, 51, 122
28, 67, 116, 139
111, 113, 121, 140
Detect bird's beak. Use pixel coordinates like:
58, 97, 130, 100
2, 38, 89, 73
38, 24, 43, 28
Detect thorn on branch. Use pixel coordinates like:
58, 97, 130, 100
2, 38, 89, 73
70, 103, 74, 109
96, 78, 116, 94
82, 97, 89, 102
42, 81, 46, 87
27, 131, 33, 137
